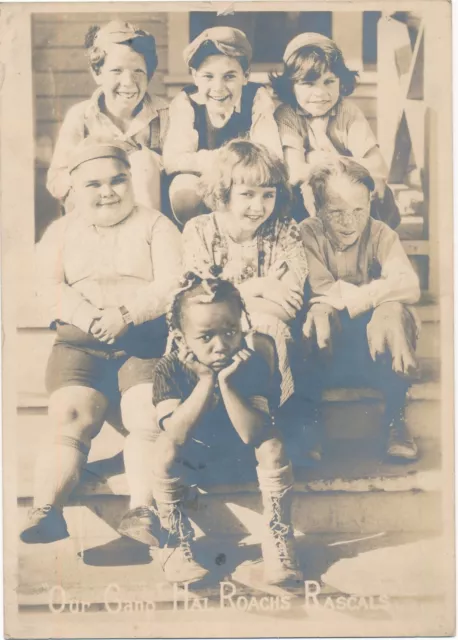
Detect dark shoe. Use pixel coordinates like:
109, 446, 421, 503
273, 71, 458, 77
20, 505, 69, 544
118, 506, 161, 547
386, 422, 418, 461
158, 503, 209, 584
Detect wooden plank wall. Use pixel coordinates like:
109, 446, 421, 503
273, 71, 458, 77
33, 12, 168, 142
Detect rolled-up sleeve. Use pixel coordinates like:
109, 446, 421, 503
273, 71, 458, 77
127, 215, 183, 324
342, 230, 421, 317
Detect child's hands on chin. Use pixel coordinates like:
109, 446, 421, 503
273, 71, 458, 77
90, 308, 128, 344
179, 348, 216, 381
218, 349, 252, 384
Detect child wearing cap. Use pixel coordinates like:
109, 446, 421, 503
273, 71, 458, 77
47, 20, 168, 212
272, 33, 400, 229
20, 138, 182, 547
298, 157, 420, 461
162, 26, 283, 227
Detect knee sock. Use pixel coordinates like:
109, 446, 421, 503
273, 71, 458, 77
152, 474, 186, 524
33, 435, 89, 510
257, 463, 294, 527
257, 463, 294, 495
124, 430, 160, 509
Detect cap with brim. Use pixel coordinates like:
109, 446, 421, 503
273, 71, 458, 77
69, 140, 130, 174
283, 32, 334, 64
183, 26, 252, 68
93, 19, 155, 51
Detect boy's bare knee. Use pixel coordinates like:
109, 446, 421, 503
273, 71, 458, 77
255, 435, 287, 469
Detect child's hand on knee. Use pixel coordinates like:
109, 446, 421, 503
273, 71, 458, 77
367, 315, 418, 377
302, 303, 340, 352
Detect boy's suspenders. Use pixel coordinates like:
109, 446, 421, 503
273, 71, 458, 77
183, 82, 263, 150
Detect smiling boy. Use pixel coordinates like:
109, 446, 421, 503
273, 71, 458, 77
21, 138, 182, 546
162, 27, 283, 226
47, 20, 168, 212
299, 157, 420, 460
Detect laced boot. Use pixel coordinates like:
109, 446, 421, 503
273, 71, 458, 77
118, 505, 161, 546
157, 502, 208, 584
258, 464, 303, 585
20, 504, 69, 544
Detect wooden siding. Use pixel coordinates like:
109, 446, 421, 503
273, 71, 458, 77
33, 13, 169, 139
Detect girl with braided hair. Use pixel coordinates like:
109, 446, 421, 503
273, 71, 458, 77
150, 272, 303, 586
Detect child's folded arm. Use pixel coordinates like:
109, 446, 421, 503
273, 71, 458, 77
155, 380, 215, 447
218, 381, 269, 446
35, 220, 100, 332
182, 217, 215, 278
162, 91, 217, 175
47, 103, 87, 200
124, 216, 183, 325
250, 87, 283, 160
339, 236, 421, 318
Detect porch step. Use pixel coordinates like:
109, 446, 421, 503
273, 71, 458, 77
18, 434, 441, 536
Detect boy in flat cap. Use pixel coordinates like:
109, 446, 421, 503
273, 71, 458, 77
162, 26, 283, 226
47, 20, 168, 213
21, 138, 182, 546
299, 157, 420, 461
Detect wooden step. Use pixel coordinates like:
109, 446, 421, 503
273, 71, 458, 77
17, 435, 441, 539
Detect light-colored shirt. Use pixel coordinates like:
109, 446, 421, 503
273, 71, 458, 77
47, 88, 169, 200
275, 98, 378, 159
36, 205, 182, 332
300, 217, 421, 318
162, 85, 283, 174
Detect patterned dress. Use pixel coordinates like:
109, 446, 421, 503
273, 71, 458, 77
182, 211, 309, 404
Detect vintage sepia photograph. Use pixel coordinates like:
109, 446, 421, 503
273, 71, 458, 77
0, 1, 454, 637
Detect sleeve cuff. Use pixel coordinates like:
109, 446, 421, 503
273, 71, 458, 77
340, 281, 374, 318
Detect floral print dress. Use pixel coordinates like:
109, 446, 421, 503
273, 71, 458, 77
182, 211, 309, 405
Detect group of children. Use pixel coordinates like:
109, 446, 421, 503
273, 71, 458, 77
20, 20, 421, 587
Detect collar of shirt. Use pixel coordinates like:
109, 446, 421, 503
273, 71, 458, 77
296, 99, 340, 121
86, 87, 167, 139
189, 90, 242, 114
77, 205, 137, 228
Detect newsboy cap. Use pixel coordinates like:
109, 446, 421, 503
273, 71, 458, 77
183, 26, 252, 68
283, 32, 335, 64
68, 138, 131, 174
93, 19, 153, 48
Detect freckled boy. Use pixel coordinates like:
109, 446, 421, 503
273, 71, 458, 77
299, 157, 420, 461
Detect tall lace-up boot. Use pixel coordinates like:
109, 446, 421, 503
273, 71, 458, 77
257, 463, 304, 585
154, 475, 208, 584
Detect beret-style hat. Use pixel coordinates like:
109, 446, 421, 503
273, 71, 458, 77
183, 26, 252, 68
69, 139, 130, 173
283, 32, 335, 63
